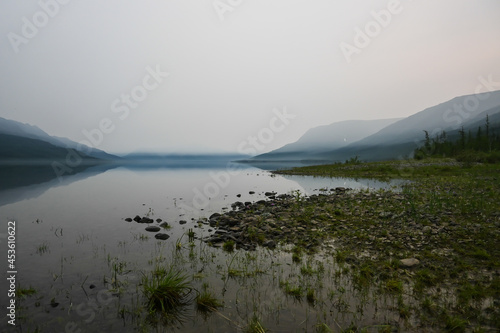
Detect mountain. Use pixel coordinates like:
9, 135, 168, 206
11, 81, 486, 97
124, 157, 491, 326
0, 117, 117, 160
316, 90, 500, 161
251, 90, 500, 163
53, 136, 117, 160
345, 91, 500, 147
251, 118, 401, 161
0, 133, 98, 164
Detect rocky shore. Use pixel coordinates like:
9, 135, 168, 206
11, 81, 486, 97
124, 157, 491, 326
121, 159, 500, 330
200, 185, 499, 272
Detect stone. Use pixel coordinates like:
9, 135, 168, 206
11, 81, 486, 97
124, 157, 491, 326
209, 213, 221, 220
146, 226, 161, 232
156, 218, 162, 223
133, 215, 141, 222
249, 191, 255, 195
206, 236, 224, 243
155, 233, 170, 240
179, 220, 187, 225
263, 240, 276, 249
400, 258, 420, 268
124, 218, 133, 222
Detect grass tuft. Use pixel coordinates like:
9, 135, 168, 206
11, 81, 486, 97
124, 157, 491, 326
142, 266, 192, 314
196, 289, 223, 313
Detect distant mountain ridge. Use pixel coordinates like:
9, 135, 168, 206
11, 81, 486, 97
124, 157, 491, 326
253, 118, 401, 161
0, 117, 117, 162
252, 90, 500, 162
0, 133, 97, 163
346, 91, 500, 148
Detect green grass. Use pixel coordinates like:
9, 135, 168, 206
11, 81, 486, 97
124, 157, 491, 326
195, 289, 223, 313
246, 315, 267, 333
281, 281, 303, 299
384, 279, 403, 294
444, 315, 468, 332
142, 266, 192, 314
17, 286, 37, 298
35, 242, 49, 255
223, 240, 235, 252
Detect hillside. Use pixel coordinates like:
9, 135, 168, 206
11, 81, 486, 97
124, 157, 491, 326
0, 117, 117, 160
252, 118, 401, 161
0, 133, 98, 164
252, 90, 500, 162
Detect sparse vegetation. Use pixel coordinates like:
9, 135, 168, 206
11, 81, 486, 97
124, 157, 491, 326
195, 286, 223, 314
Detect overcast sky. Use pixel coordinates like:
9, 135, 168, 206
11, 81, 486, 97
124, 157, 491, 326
1, 0, 499, 154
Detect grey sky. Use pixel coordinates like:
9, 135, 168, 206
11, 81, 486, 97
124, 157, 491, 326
1, 0, 499, 154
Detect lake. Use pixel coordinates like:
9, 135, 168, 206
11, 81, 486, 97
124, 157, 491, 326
0, 160, 402, 332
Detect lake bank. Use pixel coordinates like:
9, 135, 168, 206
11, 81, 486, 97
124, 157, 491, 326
200, 158, 500, 331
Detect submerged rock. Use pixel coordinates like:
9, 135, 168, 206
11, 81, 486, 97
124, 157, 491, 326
209, 213, 221, 220
145, 226, 161, 232
155, 233, 170, 240
124, 218, 133, 222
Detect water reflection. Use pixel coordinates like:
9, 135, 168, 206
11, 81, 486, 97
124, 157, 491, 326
0, 163, 115, 207
0, 158, 401, 208
0, 158, 247, 207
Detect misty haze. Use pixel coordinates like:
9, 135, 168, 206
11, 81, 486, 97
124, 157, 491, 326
1, 1, 500, 332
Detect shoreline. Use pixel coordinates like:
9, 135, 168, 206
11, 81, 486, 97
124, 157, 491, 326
201, 159, 500, 331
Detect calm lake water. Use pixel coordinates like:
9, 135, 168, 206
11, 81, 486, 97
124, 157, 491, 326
0, 161, 402, 332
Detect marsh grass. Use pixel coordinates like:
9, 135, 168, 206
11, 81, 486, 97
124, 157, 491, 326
223, 240, 235, 252
142, 266, 192, 314
195, 289, 223, 313
35, 242, 49, 255
17, 286, 37, 298
246, 315, 267, 333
